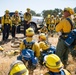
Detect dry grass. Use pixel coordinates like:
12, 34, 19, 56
0, 34, 76, 75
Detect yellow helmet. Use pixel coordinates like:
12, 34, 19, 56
39, 33, 46, 40
15, 10, 18, 13
5, 10, 9, 13
56, 15, 59, 17
26, 8, 30, 11
47, 14, 51, 18
44, 54, 63, 72
51, 15, 54, 18
26, 28, 34, 36
64, 7, 74, 15
9, 60, 29, 75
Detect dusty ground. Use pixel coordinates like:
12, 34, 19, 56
0, 33, 76, 75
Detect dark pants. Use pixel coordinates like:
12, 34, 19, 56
24, 20, 30, 36
2, 24, 10, 41
56, 38, 69, 66
12, 25, 16, 38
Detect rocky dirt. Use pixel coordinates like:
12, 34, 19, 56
0, 33, 76, 75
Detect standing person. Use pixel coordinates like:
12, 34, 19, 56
11, 10, 21, 39
55, 15, 61, 25
43, 54, 71, 75
50, 15, 56, 37
1, 10, 12, 42
55, 7, 74, 68
45, 14, 51, 32
23, 8, 32, 37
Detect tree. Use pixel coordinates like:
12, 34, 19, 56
74, 7, 76, 13
36, 13, 41, 16
30, 10, 36, 16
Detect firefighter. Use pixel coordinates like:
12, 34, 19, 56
23, 8, 32, 37
55, 7, 74, 68
45, 14, 51, 32
73, 13, 76, 29
38, 24, 48, 34
19, 27, 40, 57
11, 10, 21, 39
8, 60, 29, 75
55, 15, 61, 25
38, 33, 50, 51
50, 15, 56, 37
1, 10, 12, 42
38, 33, 56, 65
61, 15, 64, 21
43, 54, 71, 75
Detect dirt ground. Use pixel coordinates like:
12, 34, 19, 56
0, 33, 76, 75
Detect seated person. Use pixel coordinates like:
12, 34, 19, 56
8, 60, 29, 75
43, 54, 71, 75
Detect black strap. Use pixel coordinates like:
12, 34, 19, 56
66, 18, 73, 30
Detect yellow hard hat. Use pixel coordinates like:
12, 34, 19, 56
15, 10, 18, 13
26, 8, 30, 11
26, 27, 34, 36
39, 33, 46, 40
47, 14, 51, 18
9, 60, 29, 75
56, 15, 59, 17
5, 10, 9, 13
64, 7, 74, 15
44, 54, 63, 72
51, 15, 54, 17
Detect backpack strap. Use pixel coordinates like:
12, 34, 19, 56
66, 18, 73, 30
23, 39, 35, 49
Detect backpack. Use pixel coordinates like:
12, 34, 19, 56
64, 18, 76, 48
23, 39, 35, 49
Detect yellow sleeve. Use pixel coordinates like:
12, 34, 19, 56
18, 16, 21, 22
39, 42, 49, 51
55, 19, 64, 32
33, 42, 40, 57
10, 18, 12, 27
1, 16, 4, 26
20, 42, 25, 51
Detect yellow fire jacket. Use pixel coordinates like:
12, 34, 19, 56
1, 15, 12, 26
45, 18, 51, 25
20, 37, 40, 57
39, 41, 50, 51
11, 15, 21, 25
24, 12, 32, 22
56, 16, 73, 33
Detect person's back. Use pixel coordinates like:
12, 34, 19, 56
20, 27, 40, 57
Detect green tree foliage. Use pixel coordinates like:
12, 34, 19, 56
30, 10, 36, 16
74, 7, 76, 13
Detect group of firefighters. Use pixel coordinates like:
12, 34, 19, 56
0, 7, 76, 75
1, 8, 31, 43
